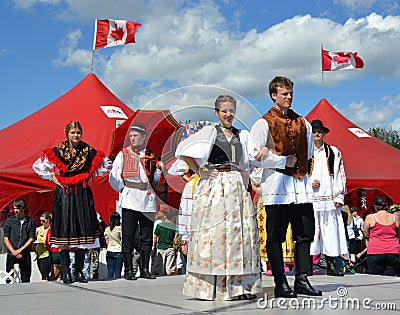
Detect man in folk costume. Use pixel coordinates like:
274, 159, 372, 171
308, 119, 347, 276
109, 122, 167, 280
250, 76, 322, 298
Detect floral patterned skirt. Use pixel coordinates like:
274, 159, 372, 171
183, 171, 262, 300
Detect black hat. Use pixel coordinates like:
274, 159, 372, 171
311, 119, 329, 134
129, 122, 147, 134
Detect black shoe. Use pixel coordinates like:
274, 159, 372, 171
294, 275, 322, 296
274, 275, 297, 298
326, 256, 344, 276
74, 272, 88, 283
274, 286, 297, 298
140, 269, 156, 279
124, 271, 137, 280
62, 272, 73, 284
238, 294, 257, 300
327, 268, 344, 276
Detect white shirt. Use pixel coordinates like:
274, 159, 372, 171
32, 155, 112, 181
310, 143, 346, 211
250, 117, 314, 205
108, 149, 161, 213
175, 124, 257, 173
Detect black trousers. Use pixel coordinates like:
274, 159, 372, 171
6, 252, 32, 283
37, 256, 52, 280
265, 203, 315, 277
122, 209, 154, 253
367, 253, 399, 276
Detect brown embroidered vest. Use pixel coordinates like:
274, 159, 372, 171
262, 107, 308, 179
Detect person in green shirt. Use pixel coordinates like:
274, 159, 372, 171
153, 212, 176, 276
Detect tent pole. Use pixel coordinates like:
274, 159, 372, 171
321, 43, 325, 99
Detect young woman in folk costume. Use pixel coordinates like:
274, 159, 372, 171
33, 121, 112, 284
175, 95, 263, 301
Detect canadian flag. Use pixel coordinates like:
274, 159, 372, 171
322, 49, 364, 71
93, 19, 142, 50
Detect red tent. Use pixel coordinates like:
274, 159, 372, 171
0, 74, 134, 224
306, 99, 400, 215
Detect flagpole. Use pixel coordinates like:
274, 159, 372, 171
321, 43, 325, 100
91, 50, 94, 74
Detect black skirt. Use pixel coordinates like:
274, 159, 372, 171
51, 185, 100, 246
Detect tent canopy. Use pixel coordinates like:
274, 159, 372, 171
0, 74, 134, 223
306, 99, 400, 209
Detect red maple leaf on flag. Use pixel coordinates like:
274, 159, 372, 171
333, 52, 350, 64
110, 21, 125, 42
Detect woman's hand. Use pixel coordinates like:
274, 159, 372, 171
254, 147, 269, 161
199, 168, 219, 179
156, 161, 166, 173
52, 177, 64, 189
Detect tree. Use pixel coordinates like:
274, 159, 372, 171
369, 126, 400, 150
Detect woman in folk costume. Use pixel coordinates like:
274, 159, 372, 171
175, 95, 262, 301
33, 121, 112, 284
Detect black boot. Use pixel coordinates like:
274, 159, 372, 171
294, 273, 322, 296
274, 275, 297, 298
293, 242, 322, 296
59, 250, 73, 284
307, 255, 314, 276
326, 256, 344, 276
267, 242, 296, 298
74, 249, 88, 283
123, 252, 137, 280
140, 250, 156, 279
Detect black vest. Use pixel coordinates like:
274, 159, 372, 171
308, 143, 335, 176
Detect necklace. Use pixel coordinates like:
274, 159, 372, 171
219, 123, 233, 132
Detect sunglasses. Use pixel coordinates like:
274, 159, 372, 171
40, 219, 47, 223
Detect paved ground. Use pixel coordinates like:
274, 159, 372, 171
1, 271, 399, 315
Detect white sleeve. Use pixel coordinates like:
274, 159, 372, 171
93, 157, 113, 177
250, 119, 287, 169
153, 169, 162, 183
32, 155, 55, 181
305, 119, 314, 159
108, 152, 125, 193
332, 147, 347, 205
175, 125, 216, 166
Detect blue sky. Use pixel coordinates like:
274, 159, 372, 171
1, 0, 400, 132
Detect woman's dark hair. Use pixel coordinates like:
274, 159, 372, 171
372, 196, 388, 212
109, 212, 121, 230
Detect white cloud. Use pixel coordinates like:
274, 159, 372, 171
0, 49, 9, 59
340, 94, 400, 131
51, 29, 94, 73
13, 0, 61, 10
14, 0, 400, 130
334, 0, 399, 14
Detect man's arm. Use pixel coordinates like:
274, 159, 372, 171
108, 152, 125, 193
332, 147, 346, 207
3, 236, 16, 255
15, 238, 34, 255
250, 119, 288, 169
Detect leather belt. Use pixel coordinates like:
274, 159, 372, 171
211, 164, 242, 172
124, 181, 149, 190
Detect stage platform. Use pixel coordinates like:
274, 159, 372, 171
1, 271, 399, 314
